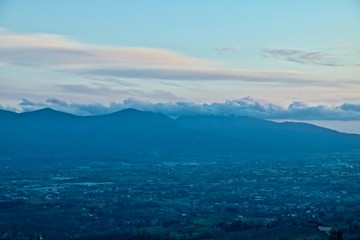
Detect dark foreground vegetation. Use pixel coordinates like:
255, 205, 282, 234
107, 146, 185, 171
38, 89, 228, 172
0, 152, 359, 240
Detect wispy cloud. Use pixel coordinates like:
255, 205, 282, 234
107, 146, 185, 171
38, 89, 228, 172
0, 28, 314, 83
215, 47, 240, 54
8, 97, 360, 121
261, 47, 347, 67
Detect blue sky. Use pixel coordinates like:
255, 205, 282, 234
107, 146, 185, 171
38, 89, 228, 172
0, 0, 360, 132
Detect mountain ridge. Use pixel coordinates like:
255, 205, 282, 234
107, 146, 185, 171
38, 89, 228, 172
0, 108, 359, 160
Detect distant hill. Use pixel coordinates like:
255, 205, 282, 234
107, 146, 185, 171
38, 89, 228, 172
0, 108, 359, 160
176, 115, 360, 154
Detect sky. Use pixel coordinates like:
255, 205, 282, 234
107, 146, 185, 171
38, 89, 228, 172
0, 0, 360, 133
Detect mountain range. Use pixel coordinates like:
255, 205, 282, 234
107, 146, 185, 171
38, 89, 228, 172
0, 108, 359, 160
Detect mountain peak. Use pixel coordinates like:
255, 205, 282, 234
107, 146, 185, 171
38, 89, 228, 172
20, 108, 76, 119
109, 108, 171, 121
32, 107, 58, 113
112, 108, 143, 115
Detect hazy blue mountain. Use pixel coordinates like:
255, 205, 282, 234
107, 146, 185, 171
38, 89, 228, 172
0, 109, 18, 117
0, 108, 359, 160
176, 115, 360, 153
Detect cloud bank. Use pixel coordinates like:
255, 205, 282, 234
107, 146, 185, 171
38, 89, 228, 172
0, 28, 309, 83
6, 97, 360, 121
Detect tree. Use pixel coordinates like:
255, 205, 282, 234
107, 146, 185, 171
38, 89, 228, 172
328, 230, 343, 240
